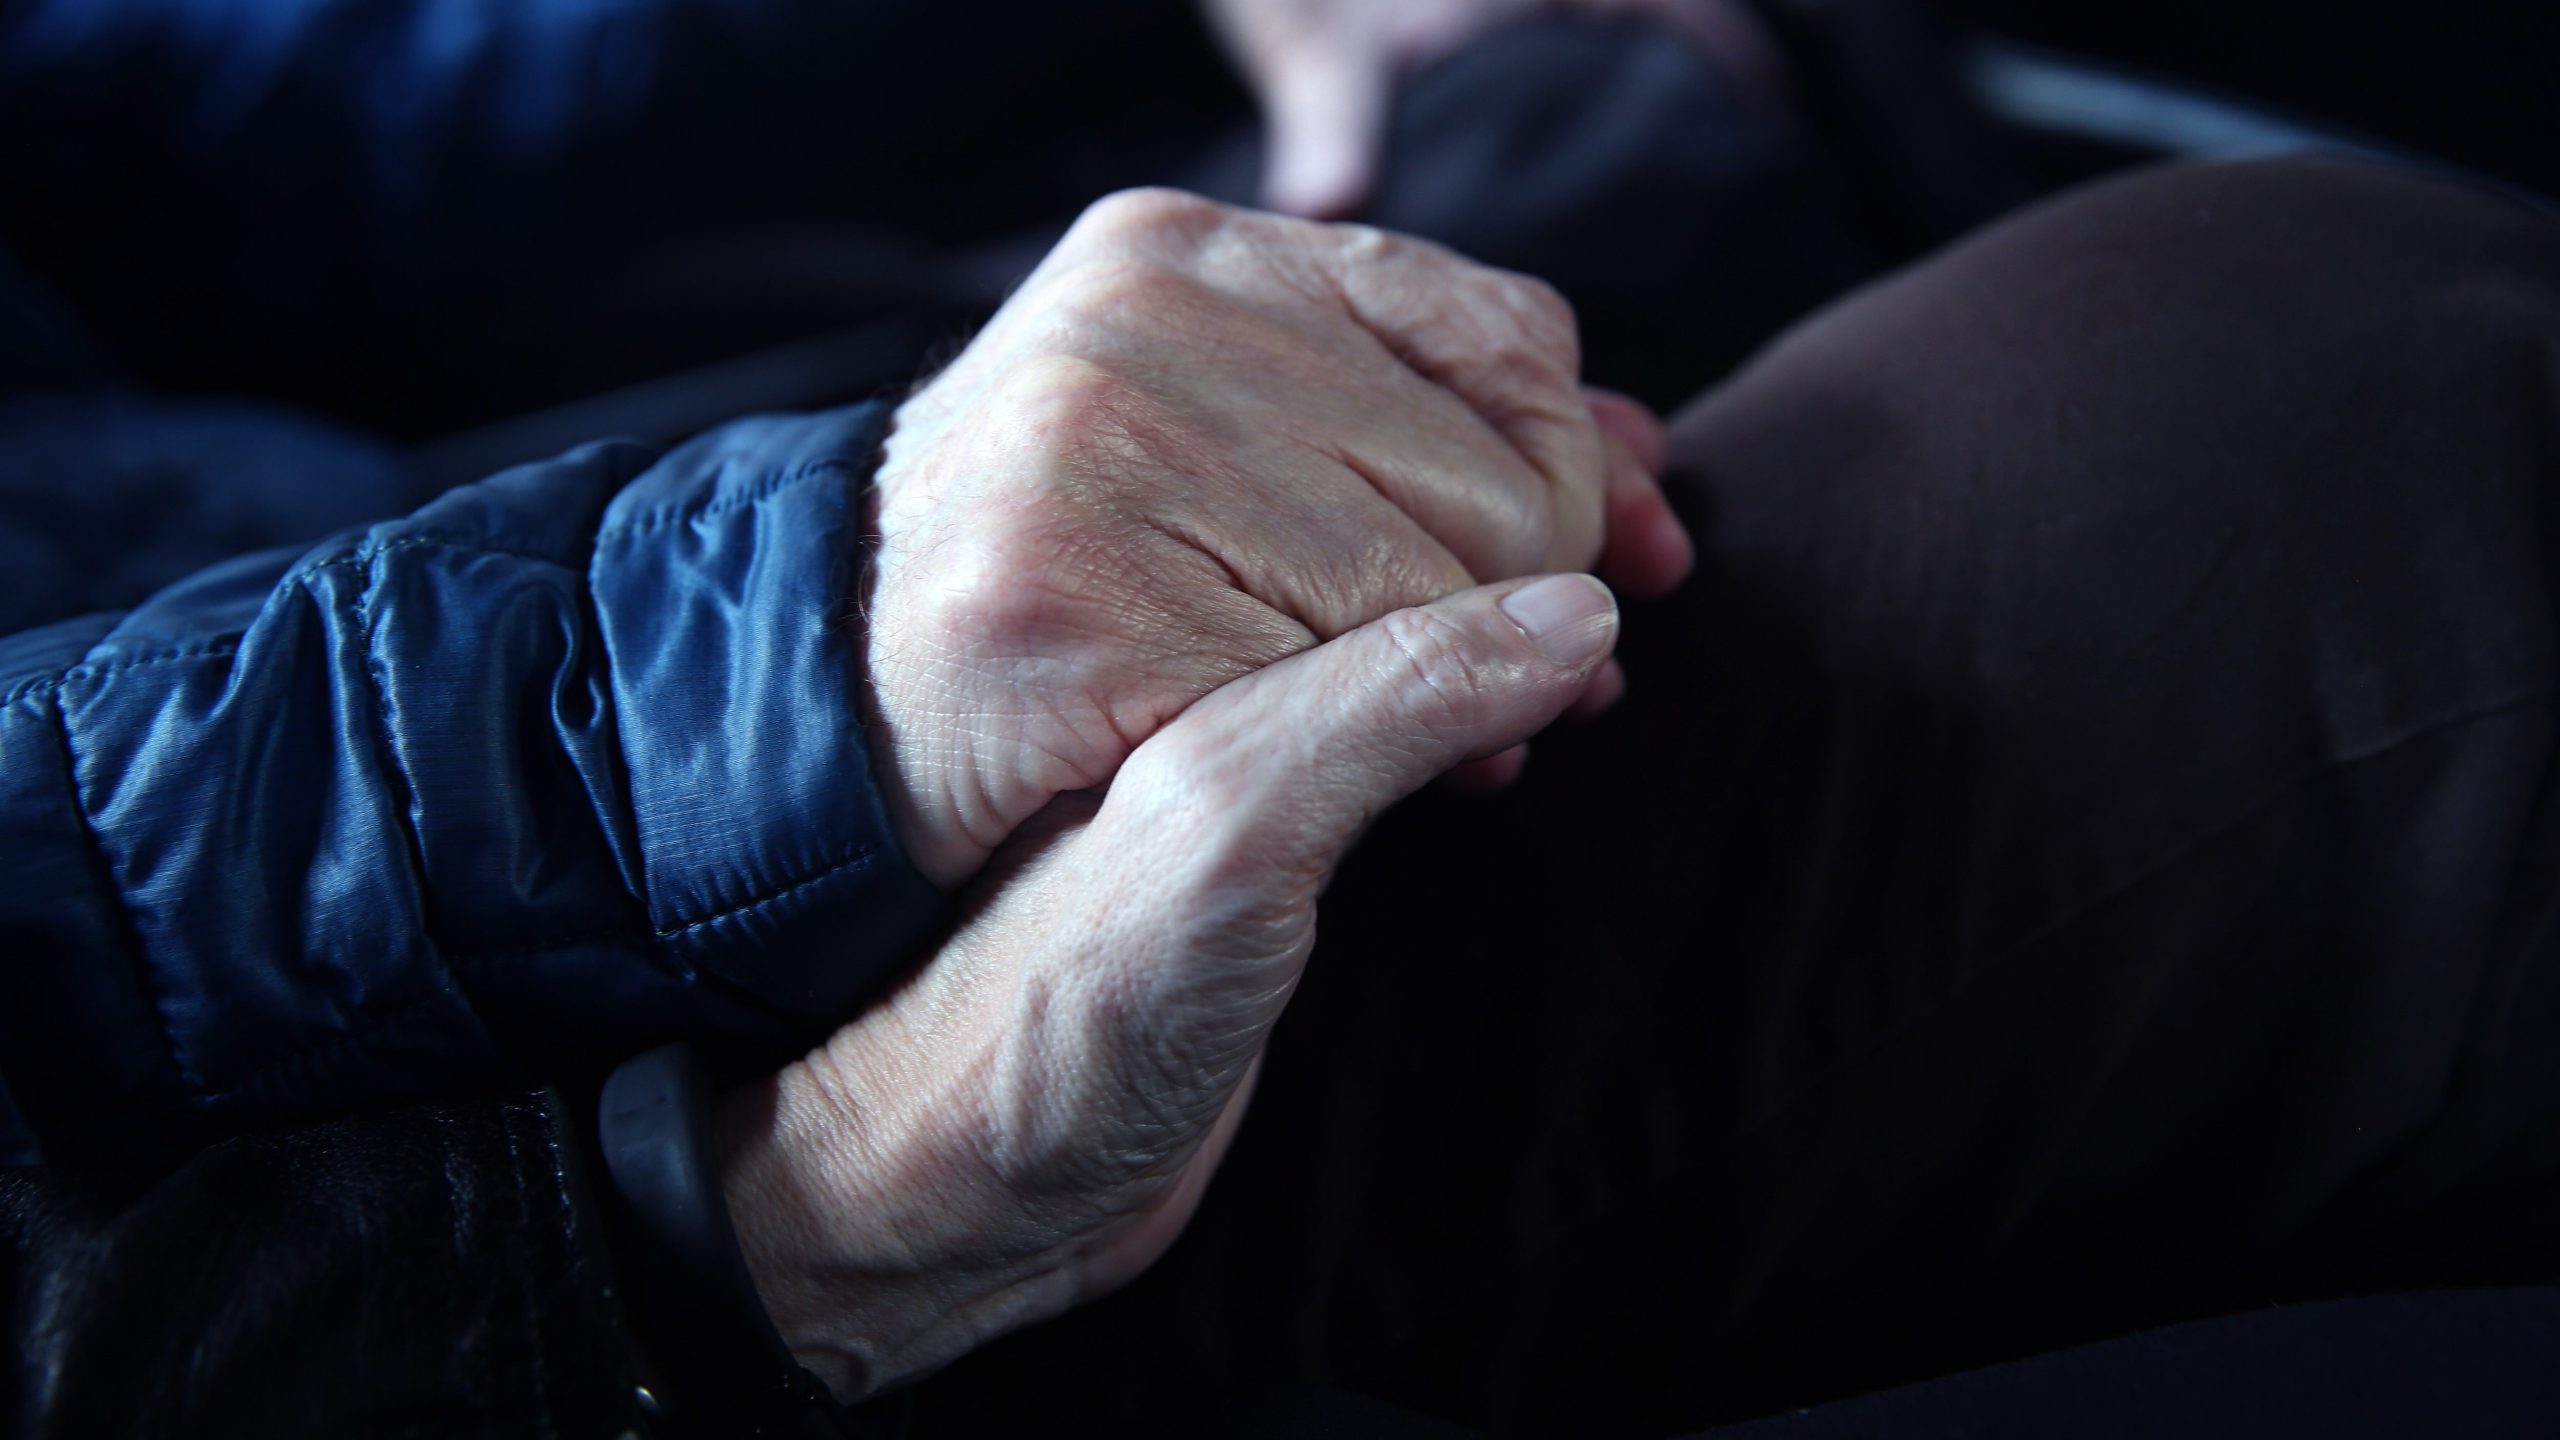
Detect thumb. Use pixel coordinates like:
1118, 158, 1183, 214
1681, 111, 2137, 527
979, 576, 1617, 1216
1103, 574, 1620, 908
1256, 45, 1391, 218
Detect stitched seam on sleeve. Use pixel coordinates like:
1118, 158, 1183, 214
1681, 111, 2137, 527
0, 542, 583, 708
575, 449, 872, 945
560, 573, 658, 957
657, 843, 882, 944
591, 457, 861, 548
444, 842, 886, 965
322, 533, 587, 576
41, 693, 206, 1094
301, 551, 468, 1006
172, 458, 886, 1100
1, 642, 242, 708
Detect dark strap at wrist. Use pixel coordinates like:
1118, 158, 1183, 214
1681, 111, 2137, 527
597, 1042, 859, 1440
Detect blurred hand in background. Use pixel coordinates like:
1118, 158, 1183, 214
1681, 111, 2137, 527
1203, 0, 1788, 217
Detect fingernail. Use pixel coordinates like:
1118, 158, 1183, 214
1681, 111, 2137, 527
1499, 575, 1617, 665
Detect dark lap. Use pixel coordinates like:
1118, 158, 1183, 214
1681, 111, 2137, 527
910, 158, 2560, 1437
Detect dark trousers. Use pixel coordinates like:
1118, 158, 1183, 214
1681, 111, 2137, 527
909, 157, 2560, 1436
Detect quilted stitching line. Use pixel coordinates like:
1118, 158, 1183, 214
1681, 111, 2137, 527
0, 642, 241, 708
590, 456, 863, 548
0, 540, 579, 709
318, 532, 585, 575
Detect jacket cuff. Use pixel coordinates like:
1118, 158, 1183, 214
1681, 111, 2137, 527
588, 406, 950, 1055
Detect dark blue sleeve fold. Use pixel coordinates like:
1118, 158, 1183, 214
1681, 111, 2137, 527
0, 402, 946, 1168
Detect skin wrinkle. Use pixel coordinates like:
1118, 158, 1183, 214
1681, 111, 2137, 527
722, 183, 1637, 1399
863, 187, 1614, 880
748, 568, 1607, 1394
1330, 274, 1598, 569
1323, 447, 1486, 596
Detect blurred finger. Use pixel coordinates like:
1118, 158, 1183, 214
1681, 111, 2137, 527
1258, 47, 1391, 219
1591, 409, 1697, 598
1586, 386, 1669, 474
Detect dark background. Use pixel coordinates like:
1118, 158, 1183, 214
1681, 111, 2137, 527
1950, 0, 2558, 198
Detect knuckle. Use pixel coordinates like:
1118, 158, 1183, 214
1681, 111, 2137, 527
1330, 221, 1407, 266
986, 352, 1154, 466
1372, 605, 1490, 731
1497, 272, 1579, 358
905, 498, 1084, 648
1071, 186, 1227, 251
897, 416, 1127, 637
1500, 492, 1559, 576
1118, 702, 1255, 806
1045, 256, 1207, 337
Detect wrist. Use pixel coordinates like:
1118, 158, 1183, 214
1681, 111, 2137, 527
715, 1054, 1079, 1399
855, 442, 991, 895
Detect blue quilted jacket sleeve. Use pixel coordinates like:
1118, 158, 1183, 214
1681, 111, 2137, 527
0, 403, 946, 1169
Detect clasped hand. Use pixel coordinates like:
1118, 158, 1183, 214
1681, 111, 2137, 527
718, 188, 1692, 1397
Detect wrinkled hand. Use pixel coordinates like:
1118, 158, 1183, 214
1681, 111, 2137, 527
1203, 0, 1785, 217
865, 186, 1690, 888
722, 571, 1621, 1397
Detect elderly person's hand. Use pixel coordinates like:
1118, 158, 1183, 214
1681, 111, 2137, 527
1203, 0, 1786, 218
865, 186, 1690, 888
714, 187, 1686, 1398
723, 569, 1618, 1396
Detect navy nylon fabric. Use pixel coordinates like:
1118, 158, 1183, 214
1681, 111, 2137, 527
0, 402, 946, 1170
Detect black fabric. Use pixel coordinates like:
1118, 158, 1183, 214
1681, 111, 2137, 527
1165, 1287, 2560, 1439
598, 1043, 854, 1438
0, 1091, 639, 1438
1706, 1284, 2560, 1439
908, 157, 2560, 1436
